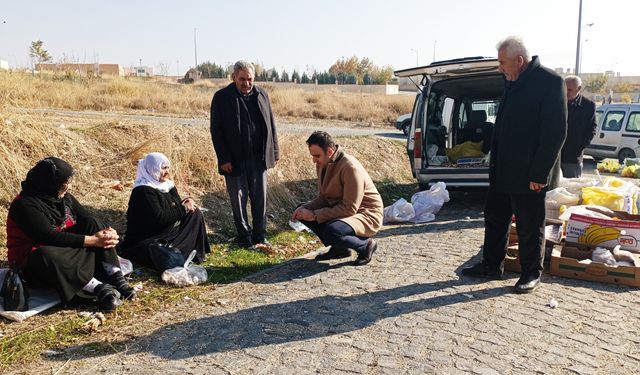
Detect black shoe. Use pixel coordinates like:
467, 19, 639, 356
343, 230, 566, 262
514, 275, 540, 294
236, 241, 253, 249
461, 262, 503, 280
94, 283, 122, 312
354, 239, 377, 266
315, 247, 351, 261
110, 271, 136, 300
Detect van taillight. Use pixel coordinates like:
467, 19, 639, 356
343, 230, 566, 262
414, 128, 422, 158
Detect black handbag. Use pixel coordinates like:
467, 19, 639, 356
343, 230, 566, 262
1, 263, 29, 312
148, 240, 186, 271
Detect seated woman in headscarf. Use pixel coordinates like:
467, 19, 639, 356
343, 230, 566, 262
6, 157, 135, 312
118, 152, 210, 269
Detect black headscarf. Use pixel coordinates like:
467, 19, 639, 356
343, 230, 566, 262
20, 157, 75, 225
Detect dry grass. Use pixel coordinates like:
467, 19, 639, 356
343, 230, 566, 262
0, 71, 413, 125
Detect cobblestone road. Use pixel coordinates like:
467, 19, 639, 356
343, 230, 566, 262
29, 191, 640, 374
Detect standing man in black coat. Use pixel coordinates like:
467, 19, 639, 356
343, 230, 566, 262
462, 36, 567, 293
210, 60, 279, 248
561, 75, 597, 178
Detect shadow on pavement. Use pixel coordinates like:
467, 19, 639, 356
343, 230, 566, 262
59, 281, 512, 361
245, 258, 354, 284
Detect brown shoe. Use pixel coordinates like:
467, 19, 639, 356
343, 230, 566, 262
354, 239, 377, 266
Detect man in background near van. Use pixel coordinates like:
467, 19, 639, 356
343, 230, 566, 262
461, 36, 567, 293
561, 75, 597, 178
210, 60, 279, 248
292, 131, 383, 266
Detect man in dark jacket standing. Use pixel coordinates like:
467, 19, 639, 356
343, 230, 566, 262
210, 61, 279, 248
462, 37, 567, 293
561, 75, 597, 178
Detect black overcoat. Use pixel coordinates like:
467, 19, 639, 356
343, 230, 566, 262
561, 94, 596, 164
210, 83, 280, 176
490, 56, 568, 194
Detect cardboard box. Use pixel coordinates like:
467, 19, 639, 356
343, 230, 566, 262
504, 244, 521, 273
566, 213, 640, 253
550, 244, 640, 287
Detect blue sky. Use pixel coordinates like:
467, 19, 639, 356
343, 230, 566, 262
1, 0, 638, 75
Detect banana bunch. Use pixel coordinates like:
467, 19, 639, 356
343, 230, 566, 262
578, 224, 621, 245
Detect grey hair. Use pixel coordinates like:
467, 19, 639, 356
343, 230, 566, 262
564, 75, 582, 87
496, 36, 531, 62
233, 60, 255, 75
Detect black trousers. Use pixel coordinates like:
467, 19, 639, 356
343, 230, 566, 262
299, 219, 370, 254
482, 189, 546, 278
224, 159, 267, 246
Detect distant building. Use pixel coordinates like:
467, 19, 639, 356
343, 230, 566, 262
124, 66, 154, 77
36, 63, 123, 76
0, 59, 8, 71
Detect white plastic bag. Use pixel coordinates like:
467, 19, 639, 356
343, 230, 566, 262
117, 256, 133, 276
383, 198, 416, 224
545, 187, 580, 208
289, 220, 312, 232
558, 205, 613, 221
411, 182, 450, 223
161, 250, 208, 287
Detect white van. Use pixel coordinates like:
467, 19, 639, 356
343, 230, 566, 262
584, 103, 640, 162
394, 57, 502, 189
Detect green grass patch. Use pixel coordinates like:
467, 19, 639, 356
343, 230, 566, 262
0, 315, 87, 370
202, 230, 317, 284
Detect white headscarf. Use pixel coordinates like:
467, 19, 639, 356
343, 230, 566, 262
133, 152, 175, 193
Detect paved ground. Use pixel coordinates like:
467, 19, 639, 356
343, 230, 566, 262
26, 188, 640, 375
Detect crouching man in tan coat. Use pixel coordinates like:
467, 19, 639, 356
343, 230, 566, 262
292, 131, 383, 265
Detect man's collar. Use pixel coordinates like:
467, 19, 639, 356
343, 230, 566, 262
236, 87, 255, 98
570, 93, 583, 106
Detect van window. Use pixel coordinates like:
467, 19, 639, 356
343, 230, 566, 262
595, 110, 604, 126
602, 111, 625, 131
626, 112, 640, 132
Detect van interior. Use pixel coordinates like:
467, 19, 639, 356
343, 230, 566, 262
424, 73, 504, 166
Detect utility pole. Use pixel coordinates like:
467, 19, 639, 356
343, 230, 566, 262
194, 28, 198, 68
574, 0, 582, 75
433, 40, 437, 63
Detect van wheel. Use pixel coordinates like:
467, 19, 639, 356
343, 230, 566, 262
618, 148, 636, 163
402, 120, 411, 136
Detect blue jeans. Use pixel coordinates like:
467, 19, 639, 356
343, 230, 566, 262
224, 160, 267, 245
299, 218, 370, 255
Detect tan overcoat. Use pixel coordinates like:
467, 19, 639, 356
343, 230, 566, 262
303, 146, 383, 237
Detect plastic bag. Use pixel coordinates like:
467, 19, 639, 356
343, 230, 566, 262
546, 187, 580, 208
592, 247, 617, 266
383, 198, 415, 224
558, 205, 614, 221
581, 187, 626, 212
620, 165, 640, 178
289, 220, 312, 232
596, 159, 621, 173
411, 182, 450, 223
445, 141, 484, 163
559, 177, 598, 196
161, 250, 208, 287
624, 158, 640, 167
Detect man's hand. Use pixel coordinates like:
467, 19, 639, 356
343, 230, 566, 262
220, 162, 233, 173
529, 181, 547, 192
292, 207, 316, 222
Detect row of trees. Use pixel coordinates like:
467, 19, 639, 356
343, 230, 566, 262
195, 56, 394, 85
